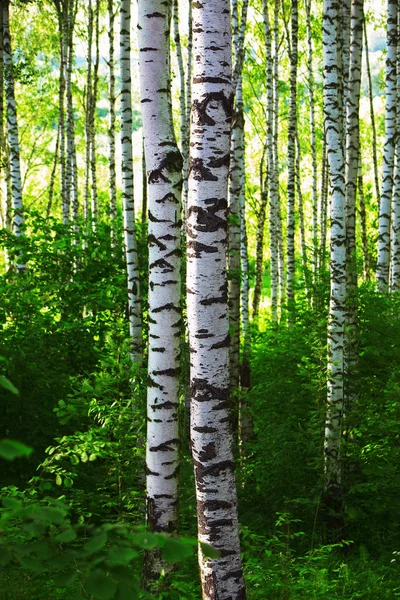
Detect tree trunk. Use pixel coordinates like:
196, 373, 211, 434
84, 0, 93, 227
286, 0, 299, 322
120, 0, 142, 363
390, 3, 400, 291
65, 0, 78, 229
138, 0, 183, 579
377, 0, 397, 292
357, 157, 369, 281
363, 17, 380, 206
252, 145, 267, 322
187, 1, 246, 597
323, 0, 347, 534
3, 0, 25, 272
90, 0, 100, 231
108, 0, 117, 248
296, 134, 311, 302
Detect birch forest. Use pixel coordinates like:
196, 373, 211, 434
2, 0, 400, 598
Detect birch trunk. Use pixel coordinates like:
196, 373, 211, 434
305, 0, 319, 286
108, 0, 117, 247
120, 0, 142, 363
286, 0, 299, 321
65, 0, 78, 228
47, 123, 60, 218
358, 157, 369, 281
138, 0, 182, 578
296, 134, 310, 302
53, 0, 67, 225
3, 0, 25, 272
262, 0, 278, 323
252, 146, 267, 322
84, 0, 93, 226
377, 0, 397, 292
390, 4, 400, 291
90, 0, 100, 230
364, 18, 380, 205
323, 0, 347, 521
187, 2, 246, 596
319, 136, 328, 272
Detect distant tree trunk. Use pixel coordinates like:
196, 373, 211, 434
286, 0, 299, 322
377, 0, 397, 292
363, 17, 380, 205
141, 138, 147, 246
3, 0, 25, 272
65, 0, 78, 229
323, 0, 346, 532
305, 0, 319, 287
262, 0, 278, 323
252, 145, 267, 321
358, 156, 369, 281
296, 134, 311, 302
90, 0, 100, 231
319, 136, 329, 272
138, 0, 182, 580
0, 2, 5, 231
120, 0, 142, 363
47, 123, 60, 218
390, 3, 400, 291
84, 0, 93, 226
182, 0, 192, 222
187, 1, 246, 597
108, 0, 117, 247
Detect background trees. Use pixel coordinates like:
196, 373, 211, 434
1, 1, 400, 599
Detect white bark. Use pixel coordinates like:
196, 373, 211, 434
120, 0, 142, 363
137, 0, 182, 576
377, 0, 397, 291
187, 1, 245, 597
391, 3, 400, 291
323, 0, 347, 495
108, 0, 117, 248
3, 0, 25, 272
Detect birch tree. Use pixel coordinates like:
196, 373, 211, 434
120, 0, 142, 363
2, 0, 25, 272
390, 3, 400, 291
108, 0, 117, 247
186, 1, 246, 596
377, 0, 397, 292
323, 0, 347, 525
137, 0, 182, 578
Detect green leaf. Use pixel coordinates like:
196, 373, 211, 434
86, 570, 117, 599
64, 477, 73, 488
131, 532, 161, 550
55, 529, 77, 543
108, 547, 138, 565
18, 556, 44, 572
0, 440, 33, 460
0, 375, 19, 395
55, 571, 79, 587
33, 507, 66, 525
81, 451, 89, 463
56, 474, 63, 486
2, 496, 22, 510
117, 581, 140, 600
200, 542, 221, 559
84, 532, 108, 555
162, 538, 193, 563
70, 455, 79, 465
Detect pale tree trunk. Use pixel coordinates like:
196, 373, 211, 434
141, 138, 147, 246
47, 122, 60, 218
120, 0, 142, 363
285, 0, 298, 321
84, 0, 93, 226
183, 1, 192, 222
262, 0, 278, 323
137, 0, 182, 579
341, 0, 351, 137
323, 0, 347, 529
0, 2, 5, 232
305, 0, 319, 287
229, 0, 248, 394
65, 0, 78, 229
90, 0, 100, 231
3, 0, 25, 272
187, 1, 246, 597
252, 145, 267, 322
377, 0, 397, 292
53, 0, 67, 225
296, 134, 311, 302
363, 18, 380, 205
358, 156, 369, 281
390, 4, 400, 292
108, 0, 117, 247
319, 137, 329, 272
344, 0, 364, 417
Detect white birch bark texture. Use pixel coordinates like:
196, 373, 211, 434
252, 146, 267, 321
137, 0, 182, 556
186, 1, 245, 597
323, 0, 347, 495
377, 0, 398, 292
65, 0, 78, 228
363, 18, 380, 206
262, 0, 279, 323
305, 0, 319, 286
390, 3, 400, 291
120, 0, 142, 363
108, 0, 117, 247
3, 0, 25, 272
286, 0, 299, 319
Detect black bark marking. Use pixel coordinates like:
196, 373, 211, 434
207, 153, 230, 169
198, 442, 217, 462
211, 334, 230, 349
193, 426, 218, 433
148, 150, 183, 184
189, 157, 218, 181
150, 438, 180, 452
152, 303, 181, 313
192, 91, 234, 126
156, 192, 179, 204
188, 202, 227, 233
149, 210, 169, 223
147, 375, 164, 390
191, 379, 229, 403
187, 240, 218, 257
153, 367, 180, 377
149, 258, 174, 271
165, 465, 180, 480
150, 401, 178, 411
148, 234, 167, 250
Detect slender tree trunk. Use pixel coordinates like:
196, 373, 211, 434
90, 0, 100, 231
0, 2, 5, 231
120, 0, 142, 363
54, 0, 68, 225
108, 0, 117, 247
3, 0, 25, 272
47, 122, 60, 218
377, 0, 397, 292
84, 0, 93, 226
286, 0, 299, 321
252, 145, 267, 321
390, 3, 400, 291
138, 0, 182, 579
305, 0, 319, 287
323, 0, 347, 533
296, 134, 311, 302
358, 156, 369, 281
319, 136, 328, 272
187, 1, 246, 597
141, 137, 147, 246
65, 0, 78, 229
262, 0, 278, 323
363, 17, 380, 206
